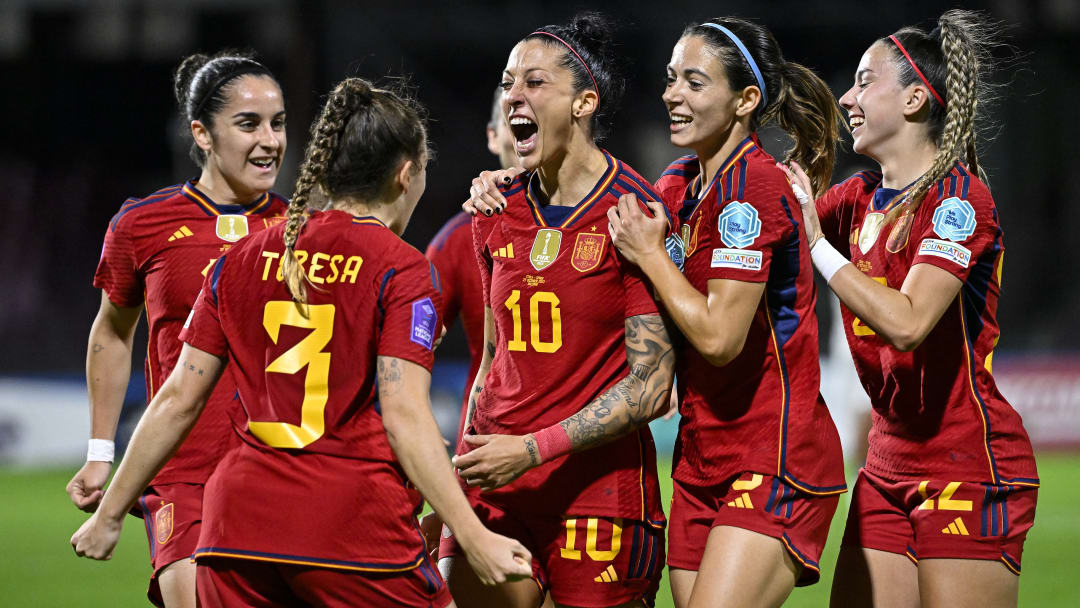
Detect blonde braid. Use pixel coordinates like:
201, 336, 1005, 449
282, 78, 372, 304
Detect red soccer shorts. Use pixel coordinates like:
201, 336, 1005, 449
841, 468, 1037, 574
136, 482, 205, 607
439, 498, 664, 607
667, 473, 840, 586
195, 555, 451, 608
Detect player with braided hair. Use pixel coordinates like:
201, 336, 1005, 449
65, 50, 289, 608
72, 76, 531, 607
782, 9, 1038, 607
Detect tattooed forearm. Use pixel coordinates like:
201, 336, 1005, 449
558, 314, 675, 452
377, 357, 403, 397
524, 435, 540, 467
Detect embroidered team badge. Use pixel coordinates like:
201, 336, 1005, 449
886, 206, 914, 253
530, 228, 562, 271
155, 502, 174, 544
858, 212, 886, 254
681, 215, 703, 257
410, 297, 438, 349
717, 202, 761, 248
216, 214, 249, 242
570, 233, 606, 273
932, 197, 977, 242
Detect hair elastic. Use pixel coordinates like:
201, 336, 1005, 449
531, 31, 600, 105
700, 22, 768, 108
889, 35, 945, 108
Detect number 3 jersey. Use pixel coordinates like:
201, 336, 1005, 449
653, 137, 846, 496
179, 209, 443, 572
468, 152, 666, 527
817, 164, 1037, 487
94, 181, 288, 485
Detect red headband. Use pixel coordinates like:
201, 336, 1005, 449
889, 35, 945, 108
532, 31, 600, 105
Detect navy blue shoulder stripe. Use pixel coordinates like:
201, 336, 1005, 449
209, 256, 226, 305
429, 213, 470, 252
736, 158, 748, 200
660, 168, 688, 178
110, 185, 183, 230
672, 156, 696, 165
428, 261, 442, 294
376, 268, 396, 326
617, 169, 664, 201
852, 171, 883, 188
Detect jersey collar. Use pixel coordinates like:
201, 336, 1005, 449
182, 181, 273, 217
524, 150, 619, 229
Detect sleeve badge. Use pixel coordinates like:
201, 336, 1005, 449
717, 201, 761, 248
932, 197, 977, 242
410, 297, 438, 349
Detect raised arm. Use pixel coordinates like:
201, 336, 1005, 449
453, 312, 674, 490
66, 292, 144, 512
377, 356, 530, 585
71, 344, 225, 560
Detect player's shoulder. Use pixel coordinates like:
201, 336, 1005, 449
655, 155, 699, 197
427, 211, 473, 254
611, 157, 663, 202
107, 183, 187, 232
931, 162, 994, 209
264, 191, 290, 214
839, 169, 884, 196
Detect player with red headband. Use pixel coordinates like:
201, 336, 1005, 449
65, 51, 289, 608
71, 77, 532, 607
440, 13, 677, 608
782, 9, 1038, 607
606, 17, 846, 607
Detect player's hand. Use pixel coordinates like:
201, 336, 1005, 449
607, 193, 668, 266
419, 512, 444, 561
464, 168, 524, 216
66, 461, 112, 513
777, 161, 824, 248
460, 529, 533, 585
71, 511, 124, 560
452, 434, 536, 490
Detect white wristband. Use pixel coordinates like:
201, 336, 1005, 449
810, 238, 851, 283
87, 439, 115, 463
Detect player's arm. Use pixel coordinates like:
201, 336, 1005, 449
377, 355, 530, 585
454, 313, 674, 490
71, 344, 225, 560
608, 194, 763, 366
460, 305, 496, 437
784, 161, 962, 351
66, 291, 144, 512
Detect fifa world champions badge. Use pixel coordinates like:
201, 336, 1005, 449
530, 228, 562, 271
932, 197, 977, 242
216, 214, 249, 242
717, 202, 761, 249
571, 232, 606, 273
859, 212, 886, 254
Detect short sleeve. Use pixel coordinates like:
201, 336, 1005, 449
816, 181, 851, 252
179, 257, 228, 358
425, 235, 462, 325
377, 255, 442, 371
471, 216, 494, 308
621, 259, 660, 319
911, 188, 998, 282
704, 176, 793, 283
93, 216, 144, 307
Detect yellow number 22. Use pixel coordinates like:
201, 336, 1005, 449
248, 301, 335, 449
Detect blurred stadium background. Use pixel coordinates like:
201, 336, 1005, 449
1, 0, 1077, 605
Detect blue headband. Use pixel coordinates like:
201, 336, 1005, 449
700, 22, 768, 108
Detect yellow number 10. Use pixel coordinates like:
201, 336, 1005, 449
248, 301, 335, 449
504, 290, 562, 353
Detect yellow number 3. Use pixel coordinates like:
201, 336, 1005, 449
248, 301, 335, 449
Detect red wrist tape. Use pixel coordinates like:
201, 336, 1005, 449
533, 425, 572, 463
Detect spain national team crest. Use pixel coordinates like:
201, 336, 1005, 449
681, 215, 702, 257
858, 212, 885, 254
155, 502, 174, 544
530, 228, 562, 271
886, 207, 914, 253
216, 214, 249, 242
571, 232, 607, 272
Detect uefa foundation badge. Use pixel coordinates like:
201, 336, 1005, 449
932, 197, 977, 242
717, 202, 761, 248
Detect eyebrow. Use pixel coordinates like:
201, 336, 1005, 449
855, 68, 874, 81
231, 111, 286, 119
668, 66, 712, 80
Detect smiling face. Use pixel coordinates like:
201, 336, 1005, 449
196, 74, 286, 200
838, 42, 912, 161
500, 39, 582, 171
663, 35, 742, 155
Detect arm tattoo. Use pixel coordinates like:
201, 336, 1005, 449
182, 360, 206, 376
377, 357, 403, 397
524, 435, 540, 467
92, 343, 104, 353
558, 314, 674, 452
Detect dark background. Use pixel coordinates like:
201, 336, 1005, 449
2, 0, 1076, 372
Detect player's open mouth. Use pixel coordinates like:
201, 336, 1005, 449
509, 116, 538, 155
669, 113, 692, 133
249, 158, 276, 172
849, 115, 865, 132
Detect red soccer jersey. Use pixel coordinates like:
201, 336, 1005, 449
817, 164, 1038, 486
426, 211, 485, 435
467, 151, 666, 526
180, 209, 443, 571
94, 181, 287, 484
653, 137, 846, 496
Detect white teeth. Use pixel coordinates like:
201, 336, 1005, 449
850, 116, 865, 128
670, 115, 692, 124
251, 159, 273, 167
509, 117, 535, 126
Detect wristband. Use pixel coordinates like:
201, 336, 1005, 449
810, 238, 851, 283
87, 439, 115, 463
532, 425, 572, 463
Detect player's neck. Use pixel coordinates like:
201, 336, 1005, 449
697, 122, 752, 193
195, 169, 262, 206
535, 140, 607, 207
874, 132, 938, 190
333, 198, 399, 233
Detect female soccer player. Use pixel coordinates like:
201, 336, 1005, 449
440, 13, 676, 608
606, 18, 847, 608
71, 77, 532, 607
781, 9, 1038, 608
65, 51, 289, 608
